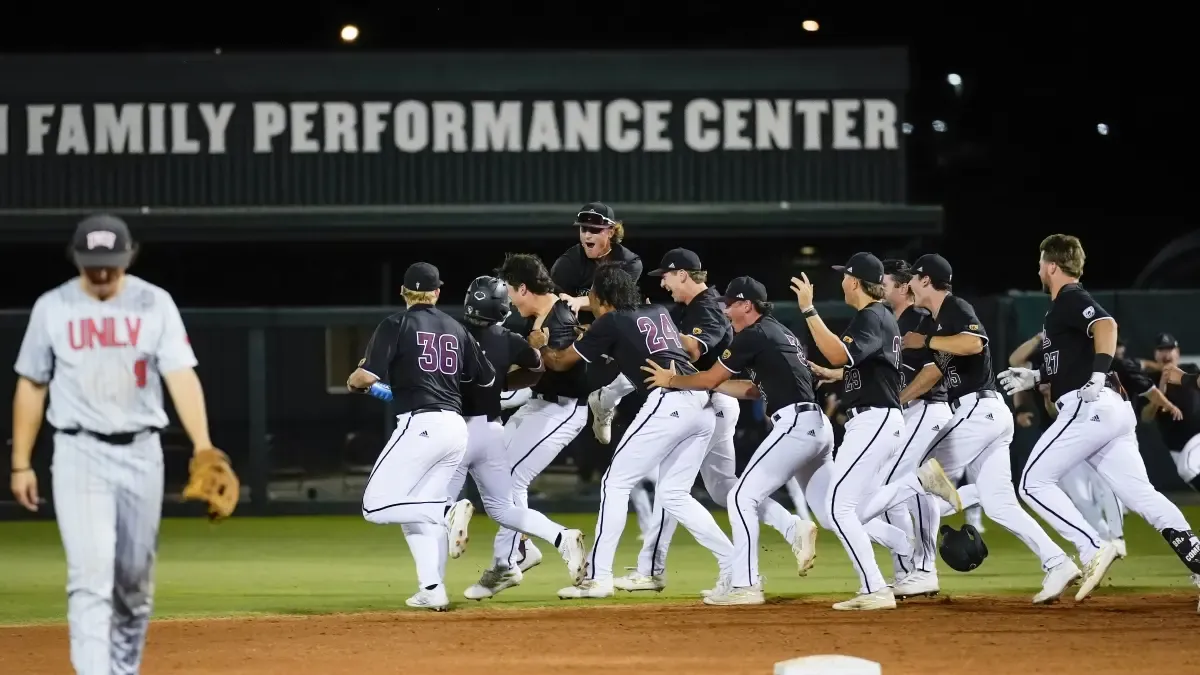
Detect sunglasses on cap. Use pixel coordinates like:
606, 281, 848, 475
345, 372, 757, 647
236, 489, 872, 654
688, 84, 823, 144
576, 210, 616, 234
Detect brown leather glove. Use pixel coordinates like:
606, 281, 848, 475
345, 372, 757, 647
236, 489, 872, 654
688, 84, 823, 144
181, 447, 240, 521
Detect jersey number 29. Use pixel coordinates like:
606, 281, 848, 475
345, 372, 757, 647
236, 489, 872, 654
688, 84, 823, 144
416, 331, 460, 375
638, 313, 682, 354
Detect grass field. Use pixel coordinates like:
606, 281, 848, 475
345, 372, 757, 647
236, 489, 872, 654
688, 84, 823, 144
3, 505, 1199, 626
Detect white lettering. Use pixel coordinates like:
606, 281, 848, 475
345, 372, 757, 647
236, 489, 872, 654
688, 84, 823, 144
289, 102, 320, 153
170, 103, 199, 154
722, 99, 752, 150
794, 100, 829, 151
362, 102, 390, 153
198, 103, 235, 154
472, 101, 521, 152
94, 103, 144, 154
322, 102, 357, 152
432, 101, 466, 152
605, 99, 640, 153
393, 100, 428, 153
527, 101, 561, 152
25, 105, 54, 156
755, 99, 791, 150
0, 105, 6, 155
684, 99, 720, 152
832, 99, 862, 150
57, 104, 89, 155
148, 103, 167, 154
253, 102, 287, 153
642, 100, 672, 152
563, 101, 601, 151
863, 99, 899, 150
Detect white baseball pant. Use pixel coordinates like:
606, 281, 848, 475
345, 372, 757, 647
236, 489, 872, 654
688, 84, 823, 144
1020, 388, 1192, 564
362, 410, 468, 590
1172, 432, 1200, 489
446, 416, 571, 566
492, 397, 588, 568
1060, 461, 1123, 541
586, 389, 733, 582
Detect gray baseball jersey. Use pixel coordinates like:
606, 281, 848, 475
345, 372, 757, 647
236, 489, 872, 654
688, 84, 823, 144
14, 275, 197, 433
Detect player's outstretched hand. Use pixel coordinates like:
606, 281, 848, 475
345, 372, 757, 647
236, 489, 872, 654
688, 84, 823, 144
808, 360, 842, 384
1163, 364, 1185, 386
998, 367, 1039, 396
528, 327, 549, 349
10, 469, 38, 512
790, 274, 815, 309
641, 358, 676, 389
1164, 401, 1185, 421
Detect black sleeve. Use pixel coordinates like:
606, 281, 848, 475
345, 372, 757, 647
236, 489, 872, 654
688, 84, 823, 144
506, 329, 543, 371
545, 306, 580, 350
361, 313, 404, 380
1062, 290, 1114, 337
840, 311, 886, 367
624, 256, 644, 281
938, 297, 989, 343
907, 315, 939, 368
682, 304, 728, 355
1114, 356, 1155, 397
551, 253, 580, 295
461, 329, 496, 387
572, 313, 617, 363
718, 326, 766, 374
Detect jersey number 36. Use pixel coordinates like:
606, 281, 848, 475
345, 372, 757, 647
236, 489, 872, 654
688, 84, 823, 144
416, 331, 460, 375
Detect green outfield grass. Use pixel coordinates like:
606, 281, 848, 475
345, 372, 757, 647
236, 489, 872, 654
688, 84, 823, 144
2, 506, 1198, 625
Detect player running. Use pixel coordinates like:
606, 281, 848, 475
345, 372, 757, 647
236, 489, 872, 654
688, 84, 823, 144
533, 264, 734, 600
347, 262, 497, 611
436, 276, 587, 600
11, 215, 221, 674
1000, 235, 1200, 605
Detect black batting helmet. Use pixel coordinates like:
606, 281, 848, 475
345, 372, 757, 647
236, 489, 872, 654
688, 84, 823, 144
938, 523, 988, 572
463, 276, 511, 325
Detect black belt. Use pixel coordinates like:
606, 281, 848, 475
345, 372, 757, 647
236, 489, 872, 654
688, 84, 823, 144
57, 428, 159, 446
844, 405, 900, 421
950, 389, 999, 413
771, 402, 821, 421
532, 392, 584, 406
905, 399, 949, 410
401, 408, 450, 416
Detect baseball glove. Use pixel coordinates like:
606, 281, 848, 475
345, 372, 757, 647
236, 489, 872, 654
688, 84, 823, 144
182, 447, 240, 521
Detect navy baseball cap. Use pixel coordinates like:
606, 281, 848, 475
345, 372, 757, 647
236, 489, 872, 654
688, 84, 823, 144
832, 252, 885, 285
912, 254, 954, 284
648, 248, 703, 276
403, 262, 443, 291
720, 276, 768, 304
574, 202, 617, 228
71, 214, 135, 269
1155, 333, 1179, 350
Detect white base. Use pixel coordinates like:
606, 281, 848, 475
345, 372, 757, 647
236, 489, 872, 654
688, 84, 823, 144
775, 654, 882, 675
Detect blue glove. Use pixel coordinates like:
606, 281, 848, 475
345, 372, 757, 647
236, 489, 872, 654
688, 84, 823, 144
368, 382, 393, 402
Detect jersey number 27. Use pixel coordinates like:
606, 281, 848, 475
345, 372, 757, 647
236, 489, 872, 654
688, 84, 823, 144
638, 313, 682, 354
416, 331, 460, 375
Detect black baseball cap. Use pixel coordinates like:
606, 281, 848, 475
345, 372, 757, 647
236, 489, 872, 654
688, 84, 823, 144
71, 214, 135, 269
574, 202, 618, 228
832, 252, 885, 285
720, 276, 768, 304
648, 248, 703, 276
912, 254, 954, 284
403, 262, 443, 291
1155, 333, 1179, 350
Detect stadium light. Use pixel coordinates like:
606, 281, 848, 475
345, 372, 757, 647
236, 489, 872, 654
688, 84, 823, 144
947, 73, 962, 87
1097, 123, 1110, 136
932, 120, 947, 133
802, 20, 819, 32
341, 25, 360, 43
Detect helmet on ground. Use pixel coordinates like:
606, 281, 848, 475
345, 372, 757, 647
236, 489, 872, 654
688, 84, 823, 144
464, 275, 511, 325
938, 523, 988, 572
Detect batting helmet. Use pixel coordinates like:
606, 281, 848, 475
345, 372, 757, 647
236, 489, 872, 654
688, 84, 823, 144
464, 275, 512, 325
938, 523, 988, 572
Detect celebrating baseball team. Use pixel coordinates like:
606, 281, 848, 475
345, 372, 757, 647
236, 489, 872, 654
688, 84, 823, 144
12, 204, 1200, 672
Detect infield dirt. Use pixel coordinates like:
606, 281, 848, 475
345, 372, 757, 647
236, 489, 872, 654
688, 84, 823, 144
2, 593, 1198, 674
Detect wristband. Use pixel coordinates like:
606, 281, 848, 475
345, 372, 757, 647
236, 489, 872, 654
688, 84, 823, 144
802, 307, 818, 318
924, 335, 934, 349
368, 382, 393, 402
1184, 372, 1200, 389
1091, 354, 1113, 374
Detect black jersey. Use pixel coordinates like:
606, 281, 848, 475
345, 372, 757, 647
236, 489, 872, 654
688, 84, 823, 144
897, 305, 948, 402
1157, 363, 1200, 450
672, 286, 734, 372
1112, 354, 1156, 399
461, 322, 543, 420
550, 243, 644, 299
930, 295, 995, 400
528, 299, 590, 402
1038, 284, 1114, 402
573, 305, 697, 395
361, 304, 495, 415
717, 314, 816, 415
838, 301, 902, 410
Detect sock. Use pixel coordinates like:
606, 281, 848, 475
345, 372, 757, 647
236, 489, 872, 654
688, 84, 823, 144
1162, 528, 1200, 574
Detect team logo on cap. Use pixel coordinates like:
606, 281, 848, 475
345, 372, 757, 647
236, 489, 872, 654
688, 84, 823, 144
86, 230, 117, 250
668, 263, 676, 269
843, 335, 854, 344
721, 349, 732, 359
692, 327, 703, 335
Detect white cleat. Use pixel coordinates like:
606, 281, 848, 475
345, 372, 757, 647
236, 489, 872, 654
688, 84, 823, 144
703, 584, 764, 606
1111, 538, 1127, 559
517, 538, 543, 572
445, 499, 474, 559
1075, 542, 1120, 602
614, 568, 667, 592
832, 589, 897, 611
788, 516, 818, 576
588, 390, 615, 445
406, 585, 450, 611
556, 529, 587, 585
558, 578, 613, 599
1033, 560, 1082, 604
463, 566, 523, 601
917, 459, 962, 513
892, 570, 940, 599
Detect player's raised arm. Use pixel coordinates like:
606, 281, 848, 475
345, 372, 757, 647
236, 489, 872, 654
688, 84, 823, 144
790, 273, 852, 366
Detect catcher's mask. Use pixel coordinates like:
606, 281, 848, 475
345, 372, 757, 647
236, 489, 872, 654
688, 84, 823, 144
938, 523, 988, 572
463, 275, 512, 326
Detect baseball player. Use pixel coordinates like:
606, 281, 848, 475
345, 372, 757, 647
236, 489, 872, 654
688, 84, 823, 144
1149, 335, 1200, 492
532, 264, 734, 599
790, 252, 959, 610
472, 254, 591, 595
642, 275, 828, 605
347, 262, 496, 611
437, 276, 587, 600
895, 253, 1080, 604
10, 215, 229, 675
591, 251, 811, 594
1001, 235, 1200, 604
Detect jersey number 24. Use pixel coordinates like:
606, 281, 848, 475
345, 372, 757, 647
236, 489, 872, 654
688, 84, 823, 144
637, 313, 682, 354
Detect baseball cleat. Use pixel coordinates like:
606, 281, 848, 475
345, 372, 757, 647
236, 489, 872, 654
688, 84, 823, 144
406, 585, 450, 611
788, 516, 818, 576
832, 589, 897, 611
445, 499, 474, 559
1032, 559, 1082, 604
517, 538, 543, 572
557, 579, 613, 599
1075, 541, 1120, 602
557, 529, 587, 585
588, 390, 615, 445
613, 569, 667, 592
1111, 538, 1127, 559
704, 585, 764, 606
892, 570, 940, 599
917, 459, 962, 513
463, 566, 523, 601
